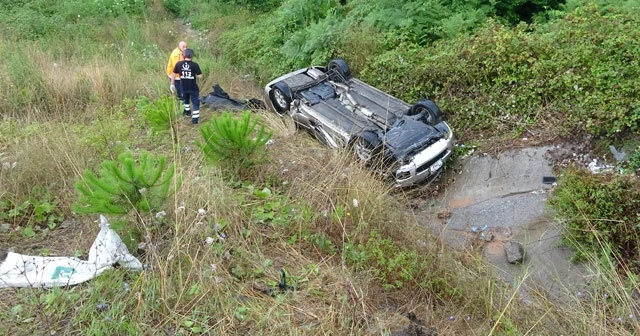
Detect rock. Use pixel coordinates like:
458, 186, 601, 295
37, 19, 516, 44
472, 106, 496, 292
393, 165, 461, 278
0, 223, 11, 233
504, 241, 525, 264
0, 248, 7, 262
480, 231, 494, 242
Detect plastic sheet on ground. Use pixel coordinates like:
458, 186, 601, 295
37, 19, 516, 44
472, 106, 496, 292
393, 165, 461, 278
201, 84, 265, 111
0, 215, 142, 288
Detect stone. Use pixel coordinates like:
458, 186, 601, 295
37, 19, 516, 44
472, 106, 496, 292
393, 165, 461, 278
504, 240, 524, 264
0, 223, 11, 233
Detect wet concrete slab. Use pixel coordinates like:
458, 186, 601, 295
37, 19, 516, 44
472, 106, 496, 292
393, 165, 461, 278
418, 146, 589, 302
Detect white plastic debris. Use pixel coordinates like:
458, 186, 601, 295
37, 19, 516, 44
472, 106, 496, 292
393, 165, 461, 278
0, 215, 142, 288
587, 159, 614, 174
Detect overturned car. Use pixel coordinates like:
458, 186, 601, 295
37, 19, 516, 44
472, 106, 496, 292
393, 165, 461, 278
264, 59, 455, 187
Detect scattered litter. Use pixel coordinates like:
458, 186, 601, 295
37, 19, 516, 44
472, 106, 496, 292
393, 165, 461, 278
0, 215, 142, 288
1, 161, 17, 169
96, 303, 109, 310
542, 176, 557, 184
123, 282, 131, 292
470, 225, 488, 233
587, 159, 614, 174
609, 145, 627, 162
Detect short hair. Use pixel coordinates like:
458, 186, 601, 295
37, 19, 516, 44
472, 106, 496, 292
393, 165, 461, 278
184, 48, 194, 58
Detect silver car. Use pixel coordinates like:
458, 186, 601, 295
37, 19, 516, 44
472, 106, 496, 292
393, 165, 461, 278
264, 58, 455, 187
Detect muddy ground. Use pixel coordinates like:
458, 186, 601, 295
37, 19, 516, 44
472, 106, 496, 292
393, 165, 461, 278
415, 143, 604, 302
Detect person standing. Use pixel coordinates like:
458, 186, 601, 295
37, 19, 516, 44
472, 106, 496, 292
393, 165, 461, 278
171, 48, 203, 124
167, 41, 187, 105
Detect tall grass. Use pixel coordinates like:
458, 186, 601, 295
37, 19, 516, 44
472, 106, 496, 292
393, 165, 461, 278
1, 1, 640, 335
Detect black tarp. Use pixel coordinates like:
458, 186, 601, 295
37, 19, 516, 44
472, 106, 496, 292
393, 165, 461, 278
201, 84, 266, 111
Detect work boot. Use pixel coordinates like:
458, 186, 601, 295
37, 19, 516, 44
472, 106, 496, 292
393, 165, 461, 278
192, 118, 199, 124
183, 110, 191, 117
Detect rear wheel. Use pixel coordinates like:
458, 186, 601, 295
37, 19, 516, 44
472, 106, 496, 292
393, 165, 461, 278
407, 99, 443, 125
327, 58, 351, 82
269, 81, 292, 115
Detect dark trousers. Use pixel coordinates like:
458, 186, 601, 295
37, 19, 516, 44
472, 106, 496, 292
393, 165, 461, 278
183, 89, 201, 121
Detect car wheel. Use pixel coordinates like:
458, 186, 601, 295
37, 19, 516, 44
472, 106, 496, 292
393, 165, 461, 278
327, 58, 351, 82
353, 135, 377, 162
407, 99, 443, 125
269, 81, 292, 115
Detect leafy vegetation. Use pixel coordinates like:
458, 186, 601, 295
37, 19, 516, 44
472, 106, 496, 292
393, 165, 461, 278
548, 168, 640, 272
0, 187, 65, 236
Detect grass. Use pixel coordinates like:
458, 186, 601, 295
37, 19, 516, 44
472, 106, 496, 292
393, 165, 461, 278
1, 3, 639, 336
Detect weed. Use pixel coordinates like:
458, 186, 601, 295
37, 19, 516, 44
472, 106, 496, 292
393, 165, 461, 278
0, 187, 64, 233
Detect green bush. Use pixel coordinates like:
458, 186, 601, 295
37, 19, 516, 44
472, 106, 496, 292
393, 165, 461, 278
197, 111, 272, 178
548, 168, 640, 272
357, 5, 640, 140
344, 230, 457, 298
73, 150, 180, 215
138, 95, 181, 140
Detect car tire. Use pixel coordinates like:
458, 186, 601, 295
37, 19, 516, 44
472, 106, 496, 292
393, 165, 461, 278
407, 99, 443, 126
269, 81, 292, 115
351, 132, 381, 163
327, 58, 351, 82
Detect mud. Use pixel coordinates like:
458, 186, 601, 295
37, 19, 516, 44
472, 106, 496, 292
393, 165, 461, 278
417, 145, 590, 302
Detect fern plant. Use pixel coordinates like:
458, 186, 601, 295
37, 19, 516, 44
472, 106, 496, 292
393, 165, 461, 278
138, 95, 181, 142
73, 150, 180, 215
197, 111, 272, 177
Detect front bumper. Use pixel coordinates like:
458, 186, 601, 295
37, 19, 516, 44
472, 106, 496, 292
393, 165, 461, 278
393, 123, 455, 187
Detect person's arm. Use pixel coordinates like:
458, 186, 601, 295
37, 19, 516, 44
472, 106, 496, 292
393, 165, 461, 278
196, 64, 204, 79
170, 73, 176, 93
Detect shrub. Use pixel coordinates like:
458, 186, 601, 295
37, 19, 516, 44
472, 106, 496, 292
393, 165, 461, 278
138, 95, 181, 141
73, 150, 180, 215
344, 230, 458, 299
197, 111, 272, 178
548, 168, 640, 273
